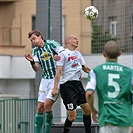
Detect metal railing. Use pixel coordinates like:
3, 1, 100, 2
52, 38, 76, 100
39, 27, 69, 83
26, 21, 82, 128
0, 98, 99, 133
0, 98, 37, 133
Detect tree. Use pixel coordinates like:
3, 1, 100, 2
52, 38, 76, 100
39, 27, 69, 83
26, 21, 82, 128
91, 25, 119, 53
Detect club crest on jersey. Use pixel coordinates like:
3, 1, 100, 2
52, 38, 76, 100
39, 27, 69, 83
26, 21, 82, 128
41, 52, 51, 61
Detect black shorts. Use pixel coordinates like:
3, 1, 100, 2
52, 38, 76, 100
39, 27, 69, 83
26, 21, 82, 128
60, 80, 87, 111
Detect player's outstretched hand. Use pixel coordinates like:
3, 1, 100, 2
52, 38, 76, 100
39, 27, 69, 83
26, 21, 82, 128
52, 88, 58, 97
25, 54, 34, 62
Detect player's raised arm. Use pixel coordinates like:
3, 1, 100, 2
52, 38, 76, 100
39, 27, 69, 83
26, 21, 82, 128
25, 53, 40, 72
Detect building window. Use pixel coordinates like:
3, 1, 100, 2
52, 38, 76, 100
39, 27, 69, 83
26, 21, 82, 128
32, 16, 36, 30
32, 16, 36, 48
109, 21, 117, 36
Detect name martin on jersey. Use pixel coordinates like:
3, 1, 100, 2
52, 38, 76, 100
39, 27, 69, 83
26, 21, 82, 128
103, 65, 123, 71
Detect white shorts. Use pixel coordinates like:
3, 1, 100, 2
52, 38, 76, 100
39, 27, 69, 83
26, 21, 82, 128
38, 78, 60, 103
99, 124, 131, 133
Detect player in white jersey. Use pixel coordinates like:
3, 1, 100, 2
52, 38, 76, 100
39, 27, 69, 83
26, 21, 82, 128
25, 30, 64, 133
52, 35, 92, 133
57, 48, 85, 84
85, 41, 133, 133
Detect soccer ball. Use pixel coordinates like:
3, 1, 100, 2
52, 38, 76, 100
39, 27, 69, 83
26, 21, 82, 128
84, 6, 98, 20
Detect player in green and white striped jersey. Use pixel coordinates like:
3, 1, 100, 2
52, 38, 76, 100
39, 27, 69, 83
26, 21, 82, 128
85, 41, 133, 133
25, 30, 64, 133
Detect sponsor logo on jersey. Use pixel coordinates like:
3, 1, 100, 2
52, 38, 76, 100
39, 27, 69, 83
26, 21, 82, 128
68, 56, 77, 61
72, 63, 78, 68
41, 52, 51, 61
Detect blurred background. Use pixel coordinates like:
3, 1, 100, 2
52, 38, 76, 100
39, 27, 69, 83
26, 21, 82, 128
0, 0, 133, 133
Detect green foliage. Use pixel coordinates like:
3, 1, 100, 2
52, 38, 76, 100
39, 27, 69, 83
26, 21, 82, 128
91, 24, 119, 53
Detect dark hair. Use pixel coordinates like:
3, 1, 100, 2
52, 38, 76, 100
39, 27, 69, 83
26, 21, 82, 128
28, 30, 44, 40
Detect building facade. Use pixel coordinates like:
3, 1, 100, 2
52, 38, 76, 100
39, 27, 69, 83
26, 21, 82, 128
1, 0, 133, 96
0, 0, 92, 98
0, 1, 132, 131
0, 0, 36, 98
92, 0, 133, 52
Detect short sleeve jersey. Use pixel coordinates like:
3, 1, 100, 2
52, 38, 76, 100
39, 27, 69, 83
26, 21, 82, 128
56, 49, 85, 84
132, 69, 133, 86
86, 61, 133, 127
32, 40, 64, 79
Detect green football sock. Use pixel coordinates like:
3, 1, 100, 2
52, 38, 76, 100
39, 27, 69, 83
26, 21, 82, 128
35, 113, 44, 133
43, 112, 45, 131
44, 111, 53, 133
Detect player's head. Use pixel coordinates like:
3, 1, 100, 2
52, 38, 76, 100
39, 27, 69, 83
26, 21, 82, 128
65, 35, 79, 49
28, 30, 44, 40
28, 30, 44, 47
103, 40, 121, 60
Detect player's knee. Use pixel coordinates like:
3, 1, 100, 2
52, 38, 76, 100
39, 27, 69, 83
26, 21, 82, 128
44, 99, 55, 111
68, 114, 76, 122
84, 107, 91, 116
44, 105, 52, 111
68, 117, 76, 122
80, 103, 91, 115
44, 102, 53, 111
37, 103, 44, 113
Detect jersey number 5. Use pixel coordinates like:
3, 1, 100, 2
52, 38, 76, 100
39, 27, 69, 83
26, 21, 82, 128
108, 73, 120, 98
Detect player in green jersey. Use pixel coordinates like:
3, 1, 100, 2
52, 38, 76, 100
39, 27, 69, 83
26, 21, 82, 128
25, 30, 64, 133
131, 69, 133, 133
85, 40, 133, 133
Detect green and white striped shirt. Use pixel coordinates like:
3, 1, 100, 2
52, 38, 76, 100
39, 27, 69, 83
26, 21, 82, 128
32, 40, 64, 79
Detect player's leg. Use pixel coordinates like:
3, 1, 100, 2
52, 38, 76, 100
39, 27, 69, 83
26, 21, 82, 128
78, 81, 91, 133
60, 81, 78, 133
35, 78, 50, 133
44, 79, 60, 133
80, 103, 91, 133
35, 102, 45, 133
44, 98, 55, 133
63, 110, 76, 133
